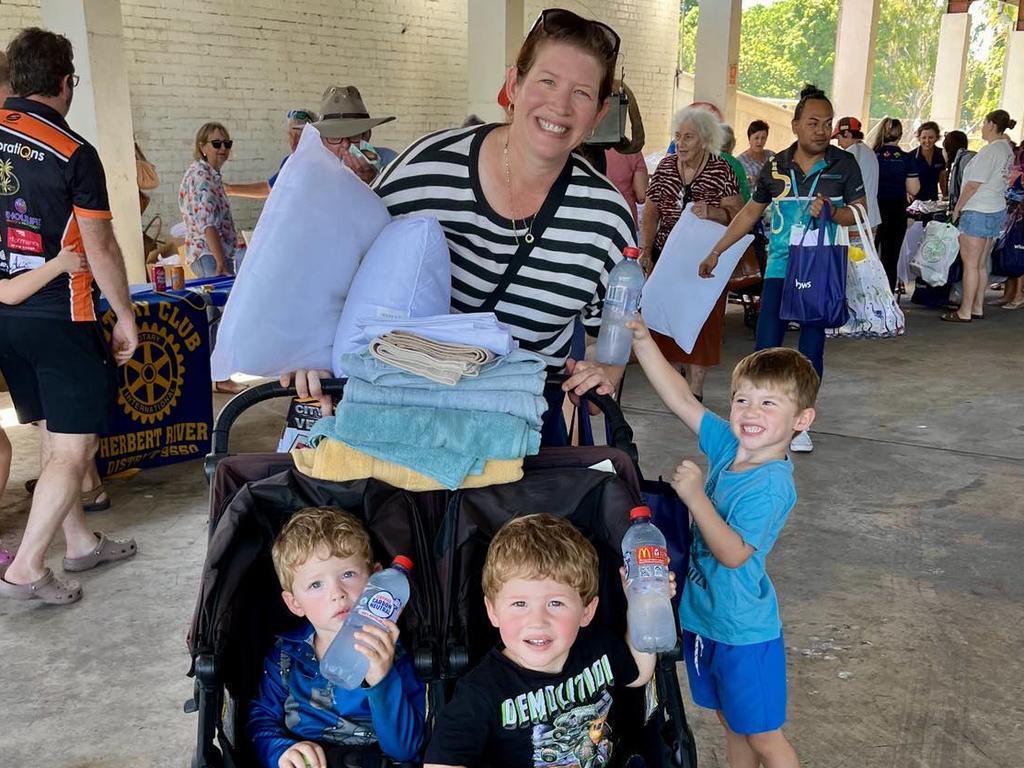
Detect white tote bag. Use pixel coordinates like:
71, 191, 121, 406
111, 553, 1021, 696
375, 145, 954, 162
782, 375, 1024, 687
828, 204, 905, 339
910, 220, 959, 287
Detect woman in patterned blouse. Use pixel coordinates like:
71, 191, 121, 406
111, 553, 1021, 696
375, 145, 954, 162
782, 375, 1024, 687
640, 106, 743, 400
179, 121, 246, 394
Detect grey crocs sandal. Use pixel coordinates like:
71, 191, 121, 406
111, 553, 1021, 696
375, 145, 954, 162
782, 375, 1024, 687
0, 568, 82, 605
63, 532, 137, 573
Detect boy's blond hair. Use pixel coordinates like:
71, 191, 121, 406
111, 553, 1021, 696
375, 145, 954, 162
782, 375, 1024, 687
731, 347, 820, 412
272, 507, 373, 590
482, 514, 599, 604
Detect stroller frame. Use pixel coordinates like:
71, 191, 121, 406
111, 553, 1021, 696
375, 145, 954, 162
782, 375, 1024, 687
186, 379, 698, 768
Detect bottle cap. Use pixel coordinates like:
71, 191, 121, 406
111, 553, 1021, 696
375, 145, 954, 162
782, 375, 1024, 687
392, 555, 414, 571
623, 246, 640, 259
629, 505, 652, 520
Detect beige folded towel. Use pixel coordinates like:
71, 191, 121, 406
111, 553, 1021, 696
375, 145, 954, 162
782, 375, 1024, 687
369, 331, 494, 385
292, 438, 523, 491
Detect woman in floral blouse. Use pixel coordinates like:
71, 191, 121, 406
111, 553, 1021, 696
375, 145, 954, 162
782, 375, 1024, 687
179, 122, 242, 278
179, 121, 246, 393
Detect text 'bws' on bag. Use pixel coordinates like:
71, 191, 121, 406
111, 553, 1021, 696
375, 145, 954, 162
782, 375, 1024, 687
780, 206, 849, 328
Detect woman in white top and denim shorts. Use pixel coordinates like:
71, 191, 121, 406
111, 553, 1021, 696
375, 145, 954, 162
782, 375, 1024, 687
944, 109, 1017, 322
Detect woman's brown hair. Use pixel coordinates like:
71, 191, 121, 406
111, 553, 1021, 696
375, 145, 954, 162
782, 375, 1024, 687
193, 122, 230, 162
514, 9, 620, 103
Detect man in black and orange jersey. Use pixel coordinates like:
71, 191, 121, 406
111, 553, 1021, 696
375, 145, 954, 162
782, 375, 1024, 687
0, 28, 138, 606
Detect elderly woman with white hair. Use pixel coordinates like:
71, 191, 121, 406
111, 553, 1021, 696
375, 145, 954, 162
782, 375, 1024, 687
640, 105, 743, 400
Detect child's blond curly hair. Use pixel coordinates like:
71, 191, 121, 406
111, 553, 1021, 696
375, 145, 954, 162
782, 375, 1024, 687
731, 347, 820, 412
271, 507, 373, 590
482, 514, 599, 604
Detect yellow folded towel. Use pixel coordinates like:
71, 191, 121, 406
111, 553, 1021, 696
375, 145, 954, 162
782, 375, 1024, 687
292, 438, 523, 491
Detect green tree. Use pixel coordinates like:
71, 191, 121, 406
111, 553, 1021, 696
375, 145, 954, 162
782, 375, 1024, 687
678, 1, 698, 75
960, 0, 1012, 132
870, 0, 944, 124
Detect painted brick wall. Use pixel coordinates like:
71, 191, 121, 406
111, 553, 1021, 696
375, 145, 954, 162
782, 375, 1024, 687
1, 0, 678, 230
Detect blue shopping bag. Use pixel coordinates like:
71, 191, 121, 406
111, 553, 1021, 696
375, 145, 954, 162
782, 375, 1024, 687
781, 207, 849, 328
992, 217, 1024, 278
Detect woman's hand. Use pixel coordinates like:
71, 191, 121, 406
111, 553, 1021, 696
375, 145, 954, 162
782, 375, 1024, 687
563, 358, 616, 415
279, 369, 334, 415
55, 247, 88, 274
692, 201, 710, 219
639, 249, 654, 276
698, 251, 720, 278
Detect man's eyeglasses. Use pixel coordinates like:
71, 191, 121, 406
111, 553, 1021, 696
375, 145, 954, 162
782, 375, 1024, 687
287, 109, 317, 122
527, 8, 620, 59
323, 136, 350, 146
208, 139, 234, 150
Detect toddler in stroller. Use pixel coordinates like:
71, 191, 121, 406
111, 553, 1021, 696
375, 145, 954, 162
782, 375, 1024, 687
247, 508, 425, 767
425, 513, 673, 768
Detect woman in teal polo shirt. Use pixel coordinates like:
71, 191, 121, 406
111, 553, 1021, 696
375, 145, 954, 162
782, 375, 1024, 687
697, 85, 866, 453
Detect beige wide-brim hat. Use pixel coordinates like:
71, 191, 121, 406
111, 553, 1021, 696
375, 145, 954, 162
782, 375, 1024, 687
312, 85, 395, 139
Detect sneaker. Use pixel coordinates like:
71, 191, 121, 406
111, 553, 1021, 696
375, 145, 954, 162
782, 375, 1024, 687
790, 430, 813, 453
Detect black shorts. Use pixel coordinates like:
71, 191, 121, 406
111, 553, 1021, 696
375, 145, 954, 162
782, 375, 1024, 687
0, 315, 116, 434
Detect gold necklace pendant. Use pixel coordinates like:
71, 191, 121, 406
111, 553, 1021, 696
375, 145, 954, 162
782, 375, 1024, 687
524, 232, 535, 244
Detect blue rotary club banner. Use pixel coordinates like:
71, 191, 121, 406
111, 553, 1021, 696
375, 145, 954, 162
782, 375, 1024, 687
97, 290, 213, 476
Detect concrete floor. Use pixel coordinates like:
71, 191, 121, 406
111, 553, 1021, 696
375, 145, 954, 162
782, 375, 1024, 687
1, 298, 1021, 767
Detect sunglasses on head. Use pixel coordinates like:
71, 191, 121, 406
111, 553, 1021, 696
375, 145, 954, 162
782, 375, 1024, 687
528, 8, 620, 58
208, 139, 233, 150
287, 109, 316, 122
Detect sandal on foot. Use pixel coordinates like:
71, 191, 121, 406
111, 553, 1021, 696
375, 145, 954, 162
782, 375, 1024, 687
0, 568, 82, 605
1003, 299, 1024, 310
939, 312, 972, 323
81, 485, 111, 512
971, 314, 984, 320
63, 532, 137, 573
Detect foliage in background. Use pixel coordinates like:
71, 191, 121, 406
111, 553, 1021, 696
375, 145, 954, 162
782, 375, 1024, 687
960, 0, 1013, 132
871, 0, 944, 124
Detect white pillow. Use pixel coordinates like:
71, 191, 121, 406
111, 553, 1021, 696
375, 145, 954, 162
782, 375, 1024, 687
332, 217, 452, 376
211, 125, 390, 379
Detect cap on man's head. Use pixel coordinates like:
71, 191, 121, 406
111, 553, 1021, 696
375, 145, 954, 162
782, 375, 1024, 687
312, 86, 395, 140
832, 116, 863, 139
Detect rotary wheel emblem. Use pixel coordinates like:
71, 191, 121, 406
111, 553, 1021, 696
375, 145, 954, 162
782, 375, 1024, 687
0, 159, 19, 196
118, 321, 184, 424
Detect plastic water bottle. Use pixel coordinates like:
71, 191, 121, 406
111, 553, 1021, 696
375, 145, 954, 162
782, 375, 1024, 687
596, 246, 645, 365
621, 506, 676, 653
320, 556, 413, 689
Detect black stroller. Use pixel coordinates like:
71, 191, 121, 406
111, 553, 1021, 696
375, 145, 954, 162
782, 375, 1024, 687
185, 380, 698, 768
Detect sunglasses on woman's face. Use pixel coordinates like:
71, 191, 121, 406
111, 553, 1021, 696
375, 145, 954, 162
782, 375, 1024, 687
208, 139, 233, 150
528, 8, 621, 58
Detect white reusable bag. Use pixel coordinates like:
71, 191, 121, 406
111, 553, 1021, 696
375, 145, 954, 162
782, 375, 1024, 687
210, 125, 391, 379
910, 220, 959, 286
828, 204, 905, 339
332, 217, 452, 375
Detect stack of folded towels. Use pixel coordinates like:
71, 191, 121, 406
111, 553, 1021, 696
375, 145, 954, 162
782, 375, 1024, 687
292, 319, 547, 491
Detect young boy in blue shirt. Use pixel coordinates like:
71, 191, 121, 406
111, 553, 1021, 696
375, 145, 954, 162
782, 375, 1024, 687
248, 507, 425, 768
629, 318, 819, 768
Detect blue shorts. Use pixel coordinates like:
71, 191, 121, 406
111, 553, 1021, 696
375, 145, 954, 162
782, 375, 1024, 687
682, 631, 787, 735
959, 209, 1007, 239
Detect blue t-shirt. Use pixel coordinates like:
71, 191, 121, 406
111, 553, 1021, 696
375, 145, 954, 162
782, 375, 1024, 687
678, 412, 798, 645
875, 144, 917, 202
267, 154, 289, 188
908, 146, 945, 201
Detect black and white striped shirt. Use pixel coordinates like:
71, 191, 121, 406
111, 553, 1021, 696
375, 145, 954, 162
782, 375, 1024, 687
373, 124, 636, 368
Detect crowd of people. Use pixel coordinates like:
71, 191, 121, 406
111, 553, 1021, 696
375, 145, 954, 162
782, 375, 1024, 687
0, 9, 1021, 768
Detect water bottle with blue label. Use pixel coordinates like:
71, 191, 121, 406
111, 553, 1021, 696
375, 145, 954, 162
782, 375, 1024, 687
320, 555, 413, 689
596, 247, 645, 365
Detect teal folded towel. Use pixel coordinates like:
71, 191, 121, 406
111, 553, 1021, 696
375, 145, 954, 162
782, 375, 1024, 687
339, 348, 546, 394
309, 403, 541, 489
343, 377, 548, 428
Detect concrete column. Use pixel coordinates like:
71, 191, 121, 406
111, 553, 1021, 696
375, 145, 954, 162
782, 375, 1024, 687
831, 0, 881, 123
932, 12, 971, 133
693, 0, 741, 125
41, 0, 144, 282
1000, 27, 1024, 143
467, 0, 524, 124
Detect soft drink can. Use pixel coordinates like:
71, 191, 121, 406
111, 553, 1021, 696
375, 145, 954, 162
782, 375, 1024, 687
149, 264, 167, 291
168, 265, 185, 290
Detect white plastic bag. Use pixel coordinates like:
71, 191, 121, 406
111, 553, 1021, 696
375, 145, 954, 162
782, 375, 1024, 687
910, 220, 959, 287
332, 217, 452, 375
210, 125, 391, 378
828, 204, 905, 339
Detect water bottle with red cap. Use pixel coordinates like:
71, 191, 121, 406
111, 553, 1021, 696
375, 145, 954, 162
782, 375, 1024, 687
595, 246, 645, 365
621, 506, 676, 652
320, 555, 413, 689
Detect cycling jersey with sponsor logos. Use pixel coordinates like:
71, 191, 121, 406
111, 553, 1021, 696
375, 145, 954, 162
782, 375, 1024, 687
0, 97, 110, 322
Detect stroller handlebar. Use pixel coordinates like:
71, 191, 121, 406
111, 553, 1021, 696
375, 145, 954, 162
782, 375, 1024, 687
205, 375, 639, 482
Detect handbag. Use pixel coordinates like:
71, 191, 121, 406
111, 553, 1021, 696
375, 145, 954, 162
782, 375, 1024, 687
828, 203, 905, 339
727, 243, 761, 291
780, 206, 849, 328
991, 216, 1024, 277
135, 142, 160, 191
